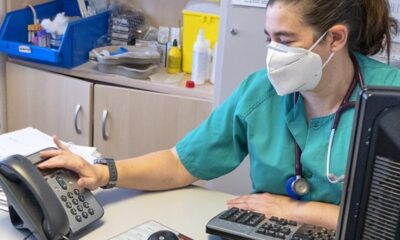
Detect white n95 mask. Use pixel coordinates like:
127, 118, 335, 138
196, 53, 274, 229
266, 32, 334, 96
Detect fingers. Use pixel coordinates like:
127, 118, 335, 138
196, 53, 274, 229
38, 154, 84, 175
53, 135, 70, 151
77, 178, 98, 191
40, 149, 63, 158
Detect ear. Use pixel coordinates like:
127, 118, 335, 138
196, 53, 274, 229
326, 24, 348, 52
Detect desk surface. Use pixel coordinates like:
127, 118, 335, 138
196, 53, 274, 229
0, 186, 234, 239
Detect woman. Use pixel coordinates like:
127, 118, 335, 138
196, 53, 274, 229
39, 0, 399, 229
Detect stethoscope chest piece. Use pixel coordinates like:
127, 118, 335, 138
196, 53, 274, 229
285, 175, 310, 200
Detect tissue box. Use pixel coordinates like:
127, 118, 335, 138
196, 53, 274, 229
0, 0, 109, 68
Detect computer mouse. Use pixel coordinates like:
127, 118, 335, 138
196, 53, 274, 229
147, 230, 179, 240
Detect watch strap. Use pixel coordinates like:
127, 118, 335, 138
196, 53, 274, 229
94, 158, 117, 189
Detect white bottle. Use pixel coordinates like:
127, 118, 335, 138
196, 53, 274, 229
192, 29, 209, 85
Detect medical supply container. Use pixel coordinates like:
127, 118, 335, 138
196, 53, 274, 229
167, 39, 182, 74
182, 0, 220, 73
0, 0, 110, 68
191, 29, 209, 84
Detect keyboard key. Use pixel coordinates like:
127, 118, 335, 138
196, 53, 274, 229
228, 209, 247, 222
270, 216, 279, 222
266, 229, 276, 237
276, 232, 285, 239
256, 227, 266, 235
247, 214, 265, 226
219, 208, 238, 220
281, 226, 291, 235
237, 212, 254, 224
288, 220, 298, 226
277, 218, 288, 226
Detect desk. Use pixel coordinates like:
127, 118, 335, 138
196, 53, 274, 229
0, 186, 234, 239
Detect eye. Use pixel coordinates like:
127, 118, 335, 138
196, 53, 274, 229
280, 41, 293, 45
265, 38, 272, 48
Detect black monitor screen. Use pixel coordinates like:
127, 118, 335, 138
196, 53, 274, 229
337, 86, 400, 239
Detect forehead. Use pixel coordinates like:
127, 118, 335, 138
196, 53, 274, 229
265, 2, 312, 36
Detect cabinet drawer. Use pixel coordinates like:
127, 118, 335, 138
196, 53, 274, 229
93, 84, 212, 159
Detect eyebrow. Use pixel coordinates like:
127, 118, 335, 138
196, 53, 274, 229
264, 29, 297, 38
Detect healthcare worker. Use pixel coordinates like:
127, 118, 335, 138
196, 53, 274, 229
40, 0, 400, 229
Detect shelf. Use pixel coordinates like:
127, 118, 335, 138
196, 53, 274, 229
8, 58, 214, 101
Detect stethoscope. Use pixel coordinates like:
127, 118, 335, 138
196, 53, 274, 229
285, 54, 365, 200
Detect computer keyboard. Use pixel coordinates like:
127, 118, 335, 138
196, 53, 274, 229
206, 208, 335, 240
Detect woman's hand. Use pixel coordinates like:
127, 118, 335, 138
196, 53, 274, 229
227, 192, 340, 229
227, 193, 297, 220
38, 136, 108, 190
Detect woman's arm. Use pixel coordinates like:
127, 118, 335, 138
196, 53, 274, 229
39, 136, 198, 191
227, 193, 339, 229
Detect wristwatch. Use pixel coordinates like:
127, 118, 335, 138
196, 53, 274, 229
94, 158, 118, 189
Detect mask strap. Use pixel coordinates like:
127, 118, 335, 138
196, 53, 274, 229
321, 52, 335, 69
308, 31, 329, 52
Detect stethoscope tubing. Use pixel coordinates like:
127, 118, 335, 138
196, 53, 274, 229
294, 54, 365, 185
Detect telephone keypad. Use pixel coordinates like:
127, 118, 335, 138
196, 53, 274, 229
43, 169, 104, 233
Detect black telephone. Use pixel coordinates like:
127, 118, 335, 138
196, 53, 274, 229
0, 149, 104, 240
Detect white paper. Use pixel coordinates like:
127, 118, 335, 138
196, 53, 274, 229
0, 127, 56, 159
0, 204, 8, 212
0, 127, 99, 163
109, 220, 181, 240
232, 0, 268, 8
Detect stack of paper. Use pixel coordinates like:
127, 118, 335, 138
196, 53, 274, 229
0, 127, 101, 212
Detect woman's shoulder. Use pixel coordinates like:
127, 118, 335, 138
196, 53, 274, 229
232, 69, 278, 117
355, 52, 400, 86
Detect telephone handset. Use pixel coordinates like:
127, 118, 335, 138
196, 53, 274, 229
0, 148, 104, 240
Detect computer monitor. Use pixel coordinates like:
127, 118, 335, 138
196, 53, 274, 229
337, 86, 400, 239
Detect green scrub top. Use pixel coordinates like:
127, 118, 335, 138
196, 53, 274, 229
176, 52, 400, 204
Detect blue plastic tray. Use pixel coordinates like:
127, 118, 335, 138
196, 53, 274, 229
0, 0, 109, 68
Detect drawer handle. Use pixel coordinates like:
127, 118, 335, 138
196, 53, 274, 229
102, 110, 109, 140
74, 104, 82, 134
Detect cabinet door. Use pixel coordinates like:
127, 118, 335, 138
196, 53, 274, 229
93, 84, 212, 160
6, 62, 93, 145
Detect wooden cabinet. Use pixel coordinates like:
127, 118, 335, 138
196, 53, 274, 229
6, 62, 212, 159
93, 85, 211, 159
6, 62, 93, 146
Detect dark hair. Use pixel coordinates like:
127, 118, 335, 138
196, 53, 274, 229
267, 0, 398, 58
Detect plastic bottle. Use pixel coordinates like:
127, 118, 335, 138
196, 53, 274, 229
191, 29, 209, 85
167, 39, 182, 74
